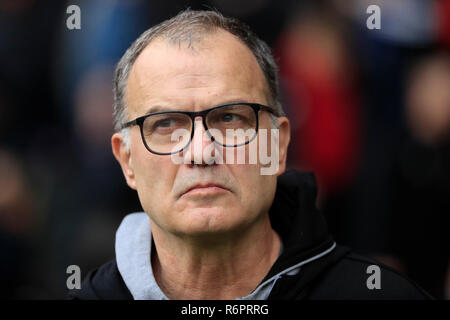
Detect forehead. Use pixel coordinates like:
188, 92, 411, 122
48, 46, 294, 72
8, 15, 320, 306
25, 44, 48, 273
126, 30, 268, 116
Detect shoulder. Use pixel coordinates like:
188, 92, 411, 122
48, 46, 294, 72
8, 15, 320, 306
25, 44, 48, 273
67, 259, 133, 300
308, 250, 434, 300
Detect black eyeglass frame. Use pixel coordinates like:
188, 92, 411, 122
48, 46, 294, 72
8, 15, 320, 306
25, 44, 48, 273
121, 102, 279, 155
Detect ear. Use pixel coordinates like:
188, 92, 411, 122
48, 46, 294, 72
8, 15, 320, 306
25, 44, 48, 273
111, 132, 137, 190
276, 117, 291, 176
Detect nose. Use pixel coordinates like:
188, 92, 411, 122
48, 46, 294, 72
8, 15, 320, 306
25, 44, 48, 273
182, 117, 217, 165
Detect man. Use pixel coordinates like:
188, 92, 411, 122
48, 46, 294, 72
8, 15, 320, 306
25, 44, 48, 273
69, 9, 431, 300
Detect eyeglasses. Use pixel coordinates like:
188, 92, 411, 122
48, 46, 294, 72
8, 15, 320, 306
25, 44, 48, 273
121, 102, 278, 155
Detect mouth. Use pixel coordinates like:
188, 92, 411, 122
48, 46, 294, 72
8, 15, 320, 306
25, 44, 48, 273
180, 183, 230, 198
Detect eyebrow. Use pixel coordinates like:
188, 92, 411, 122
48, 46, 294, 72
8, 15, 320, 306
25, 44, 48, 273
143, 99, 256, 115
143, 105, 173, 115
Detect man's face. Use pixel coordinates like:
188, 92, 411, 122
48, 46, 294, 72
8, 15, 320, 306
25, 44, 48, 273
112, 31, 290, 239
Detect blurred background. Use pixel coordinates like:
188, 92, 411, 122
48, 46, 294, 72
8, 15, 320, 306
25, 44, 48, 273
0, 0, 448, 299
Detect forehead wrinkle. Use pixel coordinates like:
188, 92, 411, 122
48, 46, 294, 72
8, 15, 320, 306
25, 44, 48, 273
126, 31, 269, 116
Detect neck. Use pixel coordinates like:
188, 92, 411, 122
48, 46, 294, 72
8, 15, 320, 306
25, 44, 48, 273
150, 215, 281, 300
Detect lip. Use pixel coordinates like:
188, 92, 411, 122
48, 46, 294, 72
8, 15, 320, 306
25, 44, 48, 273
181, 183, 230, 198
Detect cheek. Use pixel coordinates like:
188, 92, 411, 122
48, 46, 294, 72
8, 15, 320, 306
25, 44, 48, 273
132, 151, 177, 214
231, 164, 277, 214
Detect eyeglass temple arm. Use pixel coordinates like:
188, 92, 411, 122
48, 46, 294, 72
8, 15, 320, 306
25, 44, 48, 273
258, 105, 279, 116
120, 119, 138, 130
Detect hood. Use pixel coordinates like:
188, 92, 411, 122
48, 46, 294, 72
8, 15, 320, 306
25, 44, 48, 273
262, 170, 349, 299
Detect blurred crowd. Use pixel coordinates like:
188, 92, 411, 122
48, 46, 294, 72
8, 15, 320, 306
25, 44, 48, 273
0, 0, 449, 299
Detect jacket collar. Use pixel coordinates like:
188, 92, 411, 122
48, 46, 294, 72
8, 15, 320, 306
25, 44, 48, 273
263, 170, 336, 282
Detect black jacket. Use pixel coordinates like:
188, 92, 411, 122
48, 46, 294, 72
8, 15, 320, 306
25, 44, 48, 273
68, 171, 433, 300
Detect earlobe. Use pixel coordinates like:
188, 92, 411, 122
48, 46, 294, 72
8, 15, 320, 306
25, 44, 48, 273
111, 132, 137, 190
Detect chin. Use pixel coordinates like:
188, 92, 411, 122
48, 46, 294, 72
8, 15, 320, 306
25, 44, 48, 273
176, 206, 245, 237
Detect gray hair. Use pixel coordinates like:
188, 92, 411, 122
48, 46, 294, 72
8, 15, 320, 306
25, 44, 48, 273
113, 9, 284, 145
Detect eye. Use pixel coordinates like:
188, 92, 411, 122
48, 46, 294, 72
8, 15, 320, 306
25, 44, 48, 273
150, 116, 188, 134
155, 118, 176, 128
220, 113, 241, 123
